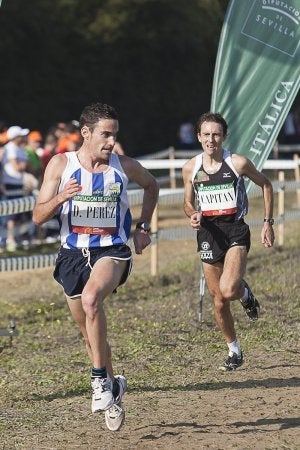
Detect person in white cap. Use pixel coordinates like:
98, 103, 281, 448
2, 125, 30, 251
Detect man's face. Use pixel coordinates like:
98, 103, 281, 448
198, 121, 226, 155
15, 136, 25, 146
29, 139, 41, 151
84, 119, 119, 160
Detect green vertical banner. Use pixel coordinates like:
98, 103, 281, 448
211, 0, 300, 190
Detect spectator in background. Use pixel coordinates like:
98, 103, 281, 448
0, 129, 8, 173
47, 122, 67, 141
177, 118, 198, 150
66, 132, 81, 152
2, 125, 29, 251
56, 131, 81, 154
280, 108, 300, 145
55, 121, 81, 154
0, 130, 8, 151
25, 131, 43, 183
40, 134, 58, 171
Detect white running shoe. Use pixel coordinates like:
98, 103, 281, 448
114, 375, 127, 403
91, 377, 114, 412
105, 375, 127, 431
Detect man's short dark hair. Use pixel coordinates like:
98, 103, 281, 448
196, 112, 228, 136
79, 103, 118, 130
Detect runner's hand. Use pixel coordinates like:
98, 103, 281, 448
133, 229, 151, 254
59, 178, 82, 202
190, 211, 202, 230
261, 223, 275, 248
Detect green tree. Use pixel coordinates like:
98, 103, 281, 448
0, 0, 228, 155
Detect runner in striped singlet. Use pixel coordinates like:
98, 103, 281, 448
33, 103, 159, 431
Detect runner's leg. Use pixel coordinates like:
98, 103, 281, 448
66, 296, 93, 362
66, 296, 113, 373
81, 257, 127, 370
220, 246, 247, 301
202, 261, 236, 344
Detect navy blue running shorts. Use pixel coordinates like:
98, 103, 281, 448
197, 219, 250, 265
53, 244, 132, 298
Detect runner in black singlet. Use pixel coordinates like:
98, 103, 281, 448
182, 112, 275, 371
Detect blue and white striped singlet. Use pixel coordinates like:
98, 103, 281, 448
57, 152, 132, 249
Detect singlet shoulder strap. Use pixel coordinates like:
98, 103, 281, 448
110, 151, 119, 166
223, 149, 239, 178
191, 153, 203, 182
64, 152, 80, 166
110, 151, 126, 174
65, 150, 79, 165
60, 151, 80, 181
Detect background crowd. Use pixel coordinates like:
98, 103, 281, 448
0, 120, 125, 252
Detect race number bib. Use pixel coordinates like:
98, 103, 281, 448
196, 182, 237, 216
71, 194, 118, 235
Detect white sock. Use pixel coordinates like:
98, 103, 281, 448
240, 287, 249, 302
227, 340, 241, 357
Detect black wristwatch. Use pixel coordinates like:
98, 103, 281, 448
264, 218, 274, 225
136, 221, 151, 232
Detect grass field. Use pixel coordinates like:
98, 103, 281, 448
0, 195, 299, 449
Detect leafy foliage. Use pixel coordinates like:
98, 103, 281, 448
0, 0, 228, 154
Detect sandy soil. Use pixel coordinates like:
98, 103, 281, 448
21, 359, 300, 450
1, 238, 299, 450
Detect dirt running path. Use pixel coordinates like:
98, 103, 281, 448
1, 239, 299, 449
6, 351, 299, 449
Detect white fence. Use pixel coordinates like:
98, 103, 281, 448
137, 158, 300, 170
136, 147, 300, 189
0, 152, 300, 272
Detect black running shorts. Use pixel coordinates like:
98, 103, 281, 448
53, 244, 132, 298
197, 219, 250, 265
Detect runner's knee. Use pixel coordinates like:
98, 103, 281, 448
219, 280, 241, 300
214, 296, 230, 313
219, 286, 235, 300
81, 290, 104, 319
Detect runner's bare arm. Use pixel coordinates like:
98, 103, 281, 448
182, 159, 202, 229
121, 157, 159, 254
122, 157, 159, 222
32, 154, 81, 225
232, 154, 275, 247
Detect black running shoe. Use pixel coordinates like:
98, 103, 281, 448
240, 280, 260, 321
219, 352, 244, 372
